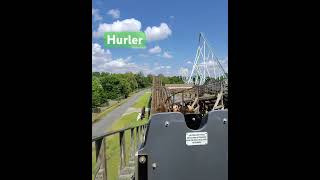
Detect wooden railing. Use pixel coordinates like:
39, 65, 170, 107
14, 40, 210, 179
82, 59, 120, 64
92, 123, 148, 180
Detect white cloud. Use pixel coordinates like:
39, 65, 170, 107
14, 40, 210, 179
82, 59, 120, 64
92, 43, 138, 73
205, 56, 228, 77
138, 54, 149, 57
93, 18, 141, 38
144, 23, 172, 41
163, 51, 173, 59
148, 46, 162, 54
152, 65, 173, 75
179, 67, 189, 76
208, 57, 228, 73
156, 66, 171, 69
221, 56, 228, 73
169, 16, 175, 19
92, 43, 185, 76
103, 57, 135, 69
92, 8, 102, 21
107, 9, 120, 19
92, 43, 111, 66
187, 61, 192, 64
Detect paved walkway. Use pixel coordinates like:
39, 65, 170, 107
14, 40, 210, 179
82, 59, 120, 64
92, 89, 149, 138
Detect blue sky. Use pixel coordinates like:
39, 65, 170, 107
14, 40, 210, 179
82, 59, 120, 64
92, 0, 228, 76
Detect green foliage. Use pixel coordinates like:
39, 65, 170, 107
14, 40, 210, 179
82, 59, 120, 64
134, 71, 149, 88
92, 76, 106, 107
92, 72, 185, 108
125, 72, 139, 90
119, 78, 131, 98
160, 75, 184, 85
92, 72, 152, 107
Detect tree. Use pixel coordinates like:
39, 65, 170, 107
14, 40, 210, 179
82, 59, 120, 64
119, 79, 131, 98
92, 71, 153, 105
135, 71, 146, 88
147, 74, 153, 85
125, 72, 138, 90
92, 76, 104, 107
92, 72, 100, 77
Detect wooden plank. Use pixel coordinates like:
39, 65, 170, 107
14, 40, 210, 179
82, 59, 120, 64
94, 139, 107, 180
213, 91, 223, 109
119, 131, 126, 170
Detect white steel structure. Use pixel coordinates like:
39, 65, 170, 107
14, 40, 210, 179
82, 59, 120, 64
187, 33, 227, 85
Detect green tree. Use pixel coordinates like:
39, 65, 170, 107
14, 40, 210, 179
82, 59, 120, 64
92, 76, 104, 107
125, 72, 138, 91
92, 72, 100, 77
147, 74, 153, 85
135, 71, 146, 88
119, 79, 131, 98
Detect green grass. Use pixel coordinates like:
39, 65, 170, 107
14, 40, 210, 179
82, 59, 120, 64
92, 113, 148, 180
92, 90, 150, 123
106, 113, 147, 180
132, 92, 151, 108
92, 99, 129, 123
92, 92, 150, 180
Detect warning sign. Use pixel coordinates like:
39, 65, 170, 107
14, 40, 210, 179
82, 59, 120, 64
186, 132, 208, 146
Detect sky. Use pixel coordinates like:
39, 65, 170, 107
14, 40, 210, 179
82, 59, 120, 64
92, 0, 228, 76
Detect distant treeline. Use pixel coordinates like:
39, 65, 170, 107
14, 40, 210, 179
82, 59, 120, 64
92, 72, 184, 108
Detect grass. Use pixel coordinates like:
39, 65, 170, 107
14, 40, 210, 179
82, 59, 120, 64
92, 98, 129, 123
92, 89, 150, 123
92, 144, 96, 179
92, 92, 151, 180
132, 92, 151, 108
